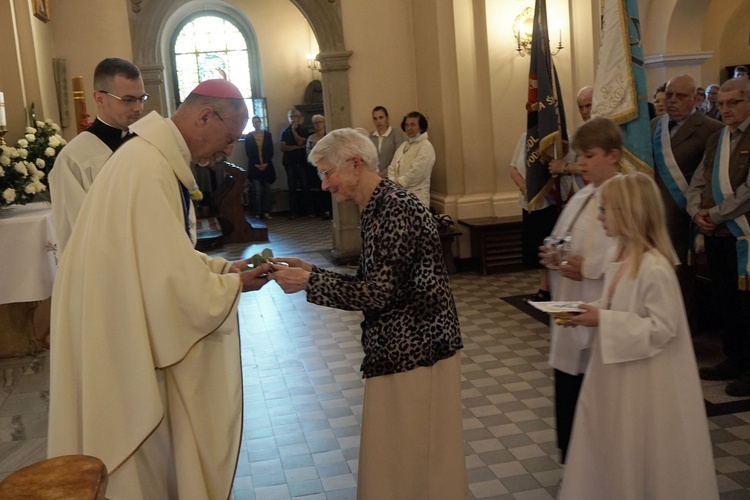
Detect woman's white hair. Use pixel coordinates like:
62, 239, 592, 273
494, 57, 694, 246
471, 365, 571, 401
308, 127, 379, 172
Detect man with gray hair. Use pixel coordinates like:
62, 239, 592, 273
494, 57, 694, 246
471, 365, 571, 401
50, 57, 146, 253
48, 79, 271, 498
651, 74, 723, 333
687, 77, 750, 396
576, 85, 593, 122
705, 83, 721, 120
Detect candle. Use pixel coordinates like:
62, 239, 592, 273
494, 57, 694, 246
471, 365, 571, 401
72, 76, 84, 95
0, 92, 5, 128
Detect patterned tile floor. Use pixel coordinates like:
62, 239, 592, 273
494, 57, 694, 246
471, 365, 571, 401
1, 216, 750, 499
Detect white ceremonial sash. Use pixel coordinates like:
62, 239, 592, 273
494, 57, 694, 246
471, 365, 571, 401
712, 127, 750, 289
653, 116, 689, 210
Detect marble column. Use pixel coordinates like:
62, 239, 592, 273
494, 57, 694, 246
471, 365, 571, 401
138, 64, 167, 117
318, 50, 360, 262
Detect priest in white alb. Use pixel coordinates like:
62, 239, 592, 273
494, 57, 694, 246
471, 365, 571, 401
49, 57, 146, 254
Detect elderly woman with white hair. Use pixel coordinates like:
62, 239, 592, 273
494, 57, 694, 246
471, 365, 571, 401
270, 128, 467, 500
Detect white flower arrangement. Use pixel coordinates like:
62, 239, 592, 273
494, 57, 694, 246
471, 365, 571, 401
0, 117, 66, 207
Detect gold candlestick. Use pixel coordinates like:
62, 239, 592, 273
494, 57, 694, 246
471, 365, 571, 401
0, 127, 7, 146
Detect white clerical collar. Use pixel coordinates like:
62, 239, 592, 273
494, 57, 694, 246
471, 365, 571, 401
96, 116, 129, 137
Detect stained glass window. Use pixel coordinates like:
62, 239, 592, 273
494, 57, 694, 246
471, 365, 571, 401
173, 14, 251, 100
171, 12, 266, 133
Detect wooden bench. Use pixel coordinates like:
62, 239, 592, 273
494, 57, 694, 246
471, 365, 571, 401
458, 216, 523, 274
0, 455, 108, 499
438, 226, 462, 274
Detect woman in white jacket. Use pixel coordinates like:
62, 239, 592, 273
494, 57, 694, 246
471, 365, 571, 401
388, 111, 435, 207
560, 173, 718, 500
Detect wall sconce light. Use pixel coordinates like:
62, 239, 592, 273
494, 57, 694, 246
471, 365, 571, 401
306, 53, 320, 72
513, 7, 534, 56
513, 7, 564, 57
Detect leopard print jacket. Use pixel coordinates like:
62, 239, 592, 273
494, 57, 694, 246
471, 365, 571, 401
307, 179, 463, 378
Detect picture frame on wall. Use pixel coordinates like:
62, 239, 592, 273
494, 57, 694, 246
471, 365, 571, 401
33, 0, 50, 23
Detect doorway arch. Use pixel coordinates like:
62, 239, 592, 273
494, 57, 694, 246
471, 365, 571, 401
128, 0, 360, 259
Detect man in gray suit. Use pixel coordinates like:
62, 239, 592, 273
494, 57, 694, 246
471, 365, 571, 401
651, 74, 723, 332
687, 78, 750, 395
370, 106, 404, 177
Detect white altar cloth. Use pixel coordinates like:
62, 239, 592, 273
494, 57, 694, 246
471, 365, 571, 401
0, 202, 58, 304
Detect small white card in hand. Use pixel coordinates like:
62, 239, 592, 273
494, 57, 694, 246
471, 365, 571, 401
527, 301, 584, 314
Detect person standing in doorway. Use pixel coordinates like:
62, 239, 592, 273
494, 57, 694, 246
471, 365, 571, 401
245, 115, 276, 219
280, 108, 310, 218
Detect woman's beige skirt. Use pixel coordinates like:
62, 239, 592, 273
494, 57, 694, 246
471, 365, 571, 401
357, 353, 467, 500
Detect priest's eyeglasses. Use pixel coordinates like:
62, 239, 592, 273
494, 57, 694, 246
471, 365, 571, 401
211, 110, 240, 145
98, 90, 150, 105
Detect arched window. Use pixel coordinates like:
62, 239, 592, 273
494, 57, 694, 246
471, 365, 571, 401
170, 12, 266, 132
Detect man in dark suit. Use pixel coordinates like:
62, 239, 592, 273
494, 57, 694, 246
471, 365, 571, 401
651, 74, 723, 333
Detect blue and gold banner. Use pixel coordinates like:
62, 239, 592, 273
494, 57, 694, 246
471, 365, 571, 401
525, 0, 569, 210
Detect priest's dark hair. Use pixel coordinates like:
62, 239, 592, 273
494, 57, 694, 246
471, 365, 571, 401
93, 58, 142, 90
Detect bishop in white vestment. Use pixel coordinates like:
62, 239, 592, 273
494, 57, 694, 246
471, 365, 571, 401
48, 80, 268, 499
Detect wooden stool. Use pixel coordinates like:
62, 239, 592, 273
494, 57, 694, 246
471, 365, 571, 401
0, 455, 107, 499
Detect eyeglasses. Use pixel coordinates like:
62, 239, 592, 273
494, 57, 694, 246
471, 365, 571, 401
318, 158, 354, 181
318, 166, 335, 181
717, 99, 747, 109
212, 110, 239, 144
98, 90, 149, 104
